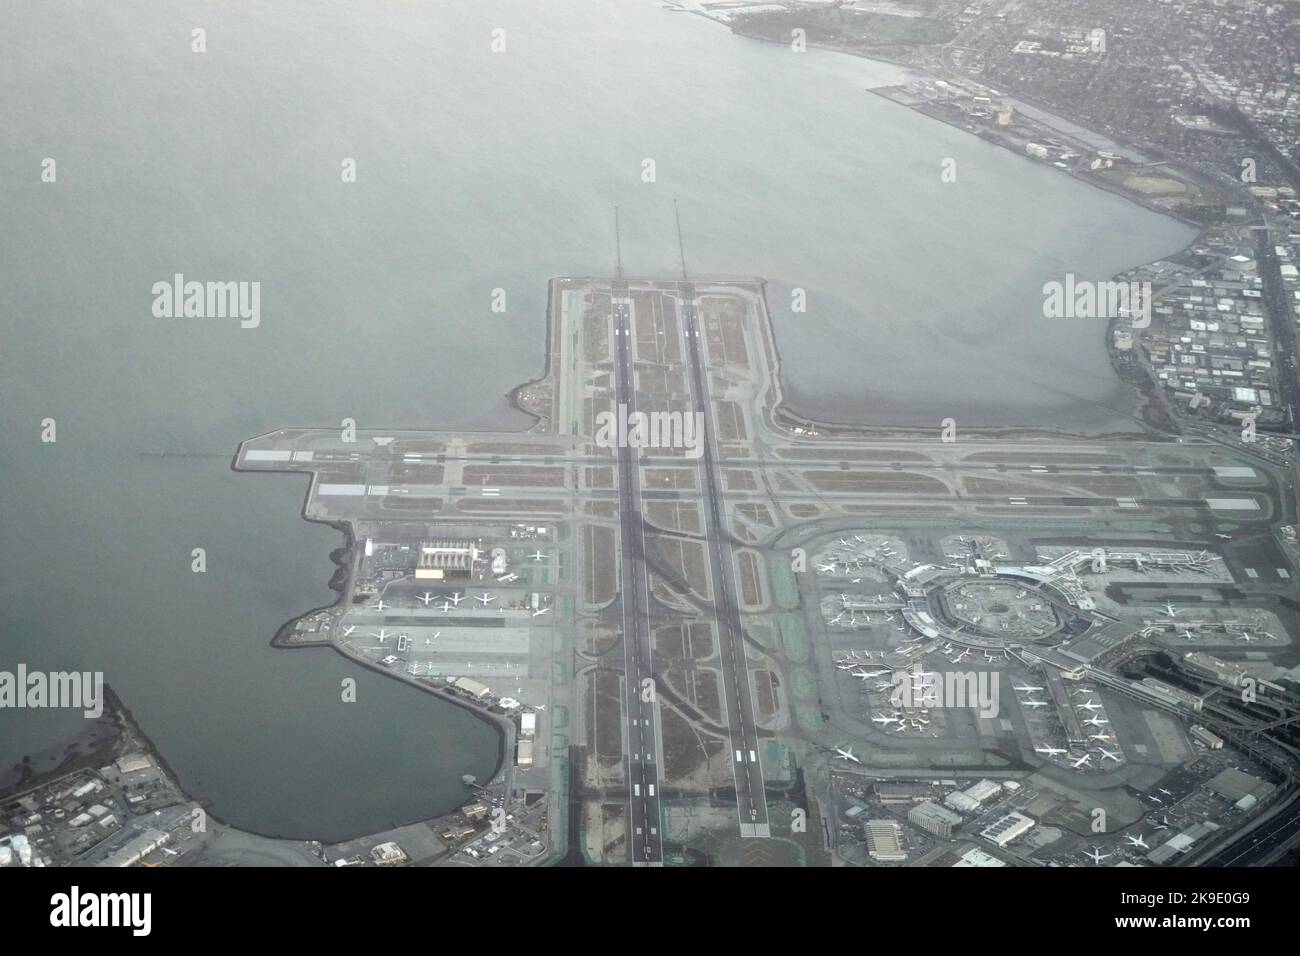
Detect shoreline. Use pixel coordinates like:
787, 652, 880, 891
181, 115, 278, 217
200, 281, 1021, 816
702, 12, 1226, 441
226, 455, 514, 843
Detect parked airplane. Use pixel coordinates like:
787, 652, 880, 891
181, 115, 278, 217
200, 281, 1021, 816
1182, 629, 1196, 641
1022, 700, 1049, 709
1089, 733, 1113, 743
1013, 684, 1044, 693
370, 599, 389, 612
1160, 602, 1178, 618
1083, 847, 1111, 865
1099, 748, 1121, 763
1237, 631, 1256, 642
852, 668, 889, 679
1159, 788, 1173, 797
371, 629, 393, 643
476, 593, 496, 606
424, 633, 441, 645
530, 550, 546, 562
1072, 753, 1093, 768
1125, 834, 1148, 849
872, 714, 903, 726
449, 592, 465, 606
439, 601, 453, 612
1083, 717, 1109, 727
532, 607, 551, 617
341, 625, 356, 636
418, 592, 437, 606
833, 746, 861, 764
950, 649, 970, 663
1035, 746, 1067, 756
1077, 700, 1104, 712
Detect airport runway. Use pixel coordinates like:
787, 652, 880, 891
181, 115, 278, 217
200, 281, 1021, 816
612, 294, 665, 865
678, 284, 771, 837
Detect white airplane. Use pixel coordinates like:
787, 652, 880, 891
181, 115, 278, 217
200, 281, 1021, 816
829, 613, 845, 626
1158, 788, 1172, 797
532, 607, 551, 617
872, 713, 903, 726
449, 592, 465, 606
370, 599, 389, 612
1148, 793, 1163, 804
534, 704, 546, 711
1099, 748, 1121, 763
417, 592, 437, 606
162, 847, 179, 857
1237, 631, 1256, 642
833, 746, 861, 763
341, 625, 356, 636
1089, 733, 1113, 743
817, 564, 835, 573
1035, 746, 1067, 756
1077, 700, 1104, 712
950, 649, 970, 663
1125, 833, 1148, 849
852, 668, 889, 679
1022, 700, 1049, 709
1083, 717, 1109, 727
530, 550, 546, 562
1071, 753, 1093, 769
424, 633, 441, 645
439, 601, 453, 612
1160, 602, 1178, 618
1013, 684, 1044, 693
371, 628, 393, 643
1215, 532, 1230, 539
1182, 629, 1195, 641
476, 593, 496, 606
1083, 847, 1111, 865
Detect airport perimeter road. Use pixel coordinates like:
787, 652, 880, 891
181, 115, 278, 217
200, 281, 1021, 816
612, 295, 664, 866
678, 284, 771, 838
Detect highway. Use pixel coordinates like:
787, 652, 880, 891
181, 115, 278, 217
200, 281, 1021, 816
677, 283, 771, 837
611, 294, 665, 865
